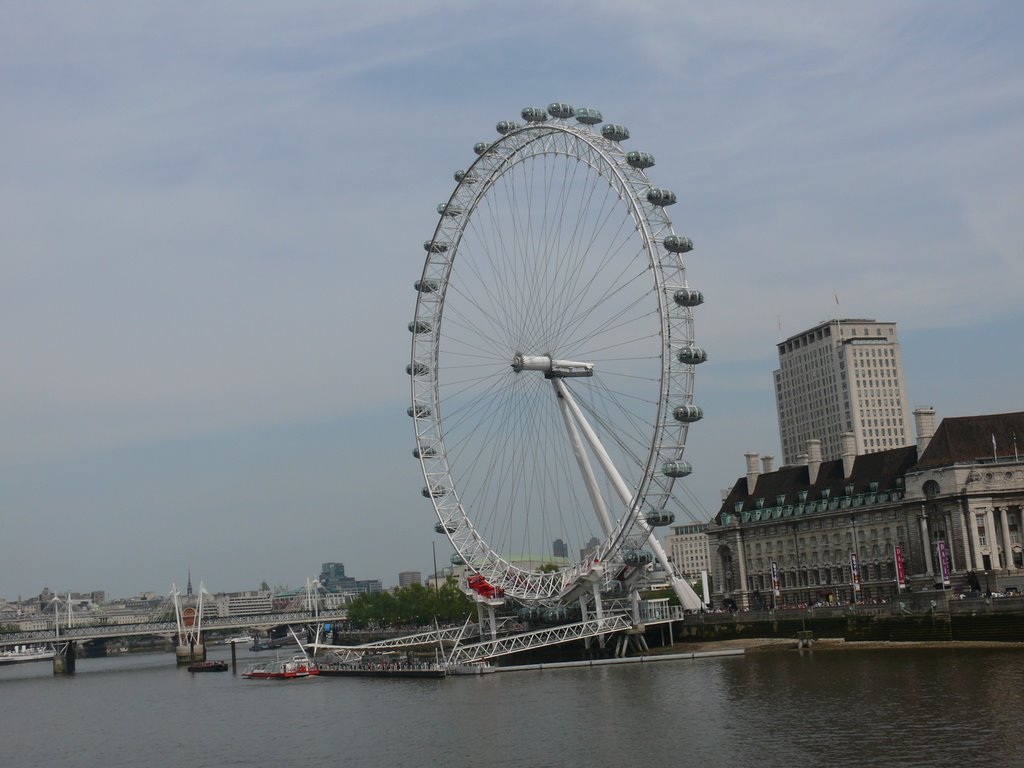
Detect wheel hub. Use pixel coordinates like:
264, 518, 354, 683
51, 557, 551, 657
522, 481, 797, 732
511, 353, 594, 378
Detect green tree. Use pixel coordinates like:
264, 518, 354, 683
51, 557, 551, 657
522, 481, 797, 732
345, 580, 473, 629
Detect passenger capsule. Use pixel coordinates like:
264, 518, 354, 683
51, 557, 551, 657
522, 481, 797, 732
450, 553, 466, 566
574, 107, 603, 125
414, 444, 438, 459
647, 188, 677, 207
406, 362, 430, 377
424, 240, 449, 253
645, 509, 675, 527
673, 288, 704, 307
496, 120, 520, 135
623, 550, 654, 567
414, 279, 440, 293
473, 141, 491, 156
677, 346, 708, 365
521, 106, 548, 123
626, 151, 655, 169
672, 404, 704, 423
662, 460, 693, 478
422, 485, 449, 499
547, 102, 574, 119
408, 320, 432, 334
543, 607, 568, 622
663, 234, 693, 253
437, 203, 462, 217
407, 404, 431, 418
601, 124, 630, 142
454, 170, 478, 184
434, 520, 456, 535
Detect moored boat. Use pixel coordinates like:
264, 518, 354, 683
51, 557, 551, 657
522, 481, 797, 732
0, 645, 55, 666
242, 656, 319, 680
187, 660, 229, 672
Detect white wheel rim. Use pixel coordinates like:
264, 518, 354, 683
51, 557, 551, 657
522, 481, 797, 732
411, 111, 700, 603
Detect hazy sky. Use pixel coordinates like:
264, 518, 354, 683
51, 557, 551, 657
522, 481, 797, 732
3, 2, 1022, 600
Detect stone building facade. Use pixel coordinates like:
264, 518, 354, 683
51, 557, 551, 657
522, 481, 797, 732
707, 410, 1024, 609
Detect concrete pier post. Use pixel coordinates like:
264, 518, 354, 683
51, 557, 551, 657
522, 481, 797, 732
176, 641, 206, 665
52, 642, 76, 676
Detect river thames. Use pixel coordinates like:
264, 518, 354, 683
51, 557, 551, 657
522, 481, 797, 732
2, 643, 1022, 767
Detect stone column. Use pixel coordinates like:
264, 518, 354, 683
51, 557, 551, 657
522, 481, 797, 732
959, 510, 974, 571
999, 507, 1013, 570
919, 511, 934, 576
734, 529, 749, 609
985, 508, 998, 568
968, 511, 984, 572
944, 511, 959, 572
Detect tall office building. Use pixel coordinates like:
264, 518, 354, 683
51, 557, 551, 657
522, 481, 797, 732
398, 571, 422, 588
773, 318, 911, 465
665, 523, 710, 579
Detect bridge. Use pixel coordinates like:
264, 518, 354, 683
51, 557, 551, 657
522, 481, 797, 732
0, 610, 347, 647
1, 582, 349, 675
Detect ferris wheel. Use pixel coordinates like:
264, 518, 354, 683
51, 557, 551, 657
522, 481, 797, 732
409, 103, 705, 611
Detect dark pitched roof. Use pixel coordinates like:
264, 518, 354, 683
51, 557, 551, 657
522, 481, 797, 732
714, 445, 918, 524
915, 411, 1024, 470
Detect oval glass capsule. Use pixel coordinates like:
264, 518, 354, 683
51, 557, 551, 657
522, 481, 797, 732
677, 346, 708, 365
673, 288, 704, 307
521, 106, 548, 123
601, 124, 629, 142
626, 151, 655, 169
409, 320, 432, 334
647, 188, 677, 206
547, 102, 574, 119
663, 234, 693, 253
574, 107, 603, 125
662, 460, 693, 478
672, 404, 704, 423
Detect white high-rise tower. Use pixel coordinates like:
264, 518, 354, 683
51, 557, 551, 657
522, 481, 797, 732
773, 318, 911, 465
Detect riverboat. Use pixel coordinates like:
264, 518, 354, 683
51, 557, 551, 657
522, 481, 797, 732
0, 645, 55, 666
224, 635, 253, 645
242, 657, 319, 680
187, 660, 229, 672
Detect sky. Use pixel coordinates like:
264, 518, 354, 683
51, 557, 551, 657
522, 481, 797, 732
2, 1, 1023, 600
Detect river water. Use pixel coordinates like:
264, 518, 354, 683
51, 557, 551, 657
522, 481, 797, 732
2, 644, 1021, 767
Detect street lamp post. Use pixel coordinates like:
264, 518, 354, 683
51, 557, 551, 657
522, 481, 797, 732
850, 514, 861, 604
792, 522, 803, 607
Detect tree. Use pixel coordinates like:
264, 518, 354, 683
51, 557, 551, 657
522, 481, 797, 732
345, 581, 473, 629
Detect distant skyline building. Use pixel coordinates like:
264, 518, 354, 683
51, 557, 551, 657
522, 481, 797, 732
552, 538, 568, 559
398, 571, 421, 588
774, 318, 911, 465
318, 561, 382, 595
665, 523, 710, 579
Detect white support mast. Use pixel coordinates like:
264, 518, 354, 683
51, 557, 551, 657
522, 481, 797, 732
552, 378, 705, 612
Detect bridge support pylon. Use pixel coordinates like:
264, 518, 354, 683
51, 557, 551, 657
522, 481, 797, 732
53, 641, 77, 676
